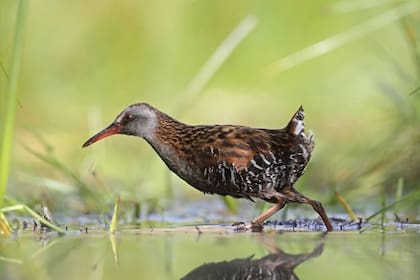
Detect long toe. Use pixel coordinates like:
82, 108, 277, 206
232, 221, 248, 232
250, 222, 264, 232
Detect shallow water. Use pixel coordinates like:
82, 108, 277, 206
1, 223, 419, 280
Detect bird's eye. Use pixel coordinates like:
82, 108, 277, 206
123, 114, 135, 123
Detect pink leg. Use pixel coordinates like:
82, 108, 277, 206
294, 191, 333, 232
251, 198, 286, 231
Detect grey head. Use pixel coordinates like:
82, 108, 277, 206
82, 103, 158, 147
114, 103, 158, 138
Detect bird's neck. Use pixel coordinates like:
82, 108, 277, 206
145, 111, 192, 174
151, 111, 189, 144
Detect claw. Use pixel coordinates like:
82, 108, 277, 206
250, 222, 264, 232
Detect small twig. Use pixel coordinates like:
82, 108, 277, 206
408, 85, 420, 95
195, 225, 202, 235
0, 60, 9, 79
357, 217, 363, 230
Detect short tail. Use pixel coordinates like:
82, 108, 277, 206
286, 105, 305, 136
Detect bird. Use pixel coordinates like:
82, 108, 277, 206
82, 103, 333, 231
181, 238, 324, 279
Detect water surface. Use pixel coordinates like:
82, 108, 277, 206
1, 224, 419, 279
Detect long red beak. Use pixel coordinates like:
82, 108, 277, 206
82, 123, 121, 148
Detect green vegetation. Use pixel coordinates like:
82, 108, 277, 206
110, 194, 120, 234
2, 3, 419, 279
0, 0, 27, 208
1, 202, 64, 234
0, 0, 419, 231
0, 0, 27, 236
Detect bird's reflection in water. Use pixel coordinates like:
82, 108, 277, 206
181, 236, 325, 280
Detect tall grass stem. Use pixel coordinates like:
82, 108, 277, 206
0, 0, 28, 208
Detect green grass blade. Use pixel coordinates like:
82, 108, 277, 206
0, 255, 23, 264
222, 196, 238, 214
0, 204, 65, 234
328, 0, 394, 14
394, 178, 404, 218
408, 85, 420, 95
23, 144, 106, 210
366, 188, 420, 222
0, 0, 28, 208
110, 194, 120, 233
267, 1, 420, 74
380, 193, 385, 228
0, 213, 12, 237
109, 234, 119, 267
184, 15, 257, 101
109, 194, 120, 266
0, 60, 9, 79
335, 191, 356, 221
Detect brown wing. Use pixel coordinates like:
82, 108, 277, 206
189, 125, 273, 171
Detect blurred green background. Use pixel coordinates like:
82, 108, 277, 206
1, 0, 419, 220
